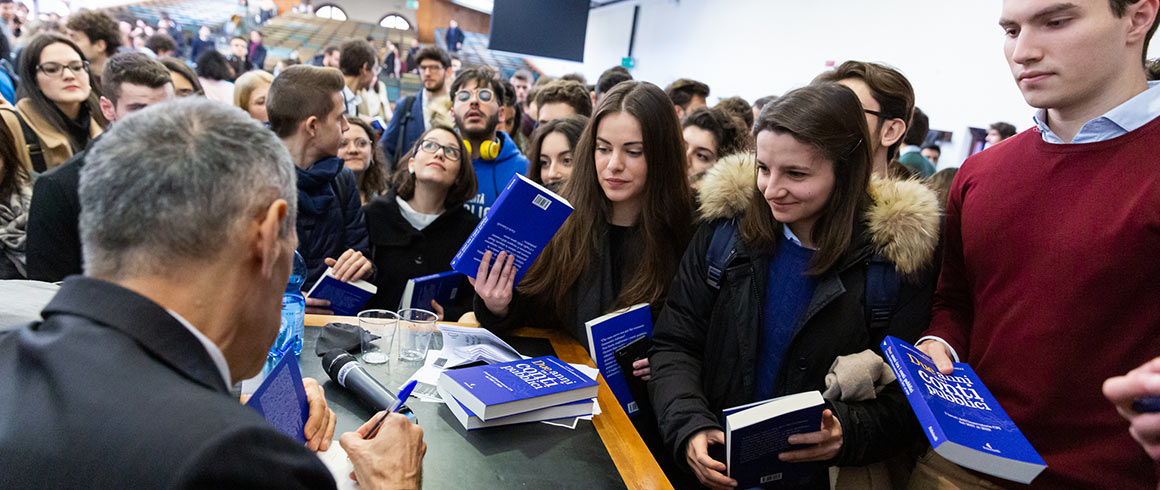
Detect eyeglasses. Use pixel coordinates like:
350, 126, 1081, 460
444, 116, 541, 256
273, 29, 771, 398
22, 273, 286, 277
418, 139, 461, 161
36, 60, 89, 77
454, 88, 494, 103
418, 64, 444, 73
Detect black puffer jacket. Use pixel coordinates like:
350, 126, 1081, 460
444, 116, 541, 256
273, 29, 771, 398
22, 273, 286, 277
648, 154, 941, 487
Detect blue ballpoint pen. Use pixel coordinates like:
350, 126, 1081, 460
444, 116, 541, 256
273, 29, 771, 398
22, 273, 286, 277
365, 380, 418, 439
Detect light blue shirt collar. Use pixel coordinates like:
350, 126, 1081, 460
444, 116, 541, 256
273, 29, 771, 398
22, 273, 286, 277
1033, 81, 1160, 144
783, 225, 818, 250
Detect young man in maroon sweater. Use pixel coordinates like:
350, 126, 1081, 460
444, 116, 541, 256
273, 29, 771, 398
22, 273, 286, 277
915, 0, 1160, 488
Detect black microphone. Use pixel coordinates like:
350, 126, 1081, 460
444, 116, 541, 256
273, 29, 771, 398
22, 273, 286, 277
322, 349, 414, 419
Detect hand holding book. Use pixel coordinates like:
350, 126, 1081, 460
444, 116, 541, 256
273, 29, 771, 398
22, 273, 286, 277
469, 250, 516, 318
778, 409, 842, 462
917, 338, 955, 375
325, 249, 373, 283
685, 429, 735, 490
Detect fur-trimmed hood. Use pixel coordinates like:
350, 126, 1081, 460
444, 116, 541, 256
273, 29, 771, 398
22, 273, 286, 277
696, 153, 941, 274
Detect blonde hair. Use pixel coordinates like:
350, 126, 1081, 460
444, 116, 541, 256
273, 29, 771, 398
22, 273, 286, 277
233, 70, 274, 112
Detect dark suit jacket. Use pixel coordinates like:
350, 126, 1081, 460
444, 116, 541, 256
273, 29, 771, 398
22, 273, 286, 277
25, 148, 86, 282
0, 277, 337, 489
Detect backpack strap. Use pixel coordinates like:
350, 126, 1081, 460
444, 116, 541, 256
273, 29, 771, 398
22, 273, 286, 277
0, 107, 45, 173
705, 218, 739, 290
392, 95, 415, 164
864, 253, 900, 333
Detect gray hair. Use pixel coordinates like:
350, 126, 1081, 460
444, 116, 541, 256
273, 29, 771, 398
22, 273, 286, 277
79, 98, 297, 279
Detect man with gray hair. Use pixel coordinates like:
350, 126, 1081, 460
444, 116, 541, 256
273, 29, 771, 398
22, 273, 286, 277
0, 98, 427, 489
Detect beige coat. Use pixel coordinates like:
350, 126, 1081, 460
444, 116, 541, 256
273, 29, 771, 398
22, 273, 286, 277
0, 99, 103, 173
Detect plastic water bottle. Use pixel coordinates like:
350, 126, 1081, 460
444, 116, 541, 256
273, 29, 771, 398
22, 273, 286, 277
265, 251, 306, 375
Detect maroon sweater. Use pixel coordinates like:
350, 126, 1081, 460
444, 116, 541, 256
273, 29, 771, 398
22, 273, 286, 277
926, 117, 1160, 489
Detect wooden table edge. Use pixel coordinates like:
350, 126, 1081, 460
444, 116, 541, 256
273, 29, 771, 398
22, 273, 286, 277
306, 315, 673, 490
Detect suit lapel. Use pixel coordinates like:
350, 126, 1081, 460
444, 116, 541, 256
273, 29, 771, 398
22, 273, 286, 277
41, 277, 231, 394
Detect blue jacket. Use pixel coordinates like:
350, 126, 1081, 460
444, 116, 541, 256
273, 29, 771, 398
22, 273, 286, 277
464, 131, 529, 219
294, 156, 370, 289
379, 91, 426, 165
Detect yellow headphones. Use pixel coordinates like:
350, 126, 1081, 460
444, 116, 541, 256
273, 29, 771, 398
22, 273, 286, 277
463, 138, 501, 161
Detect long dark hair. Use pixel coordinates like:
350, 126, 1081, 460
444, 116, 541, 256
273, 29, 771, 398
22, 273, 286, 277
0, 121, 26, 201
345, 117, 390, 202
16, 34, 108, 152
519, 81, 694, 313
744, 82, 873, 275
525, 114, 587, 186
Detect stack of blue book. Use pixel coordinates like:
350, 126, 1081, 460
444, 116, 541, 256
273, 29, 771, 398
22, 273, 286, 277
436, 356, 598, 430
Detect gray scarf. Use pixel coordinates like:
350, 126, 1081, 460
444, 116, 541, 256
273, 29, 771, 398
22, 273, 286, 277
0, 181, 32, 277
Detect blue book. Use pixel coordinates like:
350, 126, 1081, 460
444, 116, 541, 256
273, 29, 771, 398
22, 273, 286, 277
399, 270, 463, 310
450, 173, 573, 284
436, 355, 597, 421
245, 349, 309, 443
881, 336, 1046, 484
304, 267, 378, 316
725, 391, 824, 489
584, 303, 651, 416
436, 383, 593, 430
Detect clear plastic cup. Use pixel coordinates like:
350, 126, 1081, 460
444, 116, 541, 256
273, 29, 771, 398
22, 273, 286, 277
397, 308, 437, 362
358, 310, 399, 365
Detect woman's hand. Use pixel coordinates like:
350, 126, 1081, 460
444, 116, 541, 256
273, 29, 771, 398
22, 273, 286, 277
430, 299, 445, 321
468, 250, 516, 318
685, 429, 737, 489
779, 409, 843, 462
631, 358, 651, 381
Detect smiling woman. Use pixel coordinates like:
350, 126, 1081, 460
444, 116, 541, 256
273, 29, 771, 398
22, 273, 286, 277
649, 82, 942, 489
0, 34, 107, 173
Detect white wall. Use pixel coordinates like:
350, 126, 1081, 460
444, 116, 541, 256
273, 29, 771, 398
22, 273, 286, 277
524, 0, 1160, 168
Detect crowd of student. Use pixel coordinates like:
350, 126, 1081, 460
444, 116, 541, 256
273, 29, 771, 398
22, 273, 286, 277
1, 0, 1160, 489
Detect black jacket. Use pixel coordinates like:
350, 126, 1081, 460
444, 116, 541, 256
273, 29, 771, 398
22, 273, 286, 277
25, 147, 86, 282
364, 193, 479, 320
648, 154, 942, 486
0, 277, 336, 489
296, 157, 370, 289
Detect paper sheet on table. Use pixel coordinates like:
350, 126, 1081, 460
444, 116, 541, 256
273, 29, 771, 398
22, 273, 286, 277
317, 443, 359, 490
399, 349, 446, 403
434, 324, 523, 368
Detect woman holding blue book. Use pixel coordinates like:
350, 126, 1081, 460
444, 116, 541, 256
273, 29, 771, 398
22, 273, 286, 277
648, 83, 941, 489
471, 81, 694, 351
363, 125, 479, 320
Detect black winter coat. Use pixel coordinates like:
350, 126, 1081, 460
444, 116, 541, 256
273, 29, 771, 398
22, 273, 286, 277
363, 193, 479, 320
648, 157, 942, 488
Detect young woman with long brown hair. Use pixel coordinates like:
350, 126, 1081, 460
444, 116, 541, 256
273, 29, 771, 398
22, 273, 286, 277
472, 81, 695, 348
648, 83, 941, 489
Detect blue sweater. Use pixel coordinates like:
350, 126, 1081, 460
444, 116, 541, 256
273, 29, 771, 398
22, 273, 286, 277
753, 234, 816, 401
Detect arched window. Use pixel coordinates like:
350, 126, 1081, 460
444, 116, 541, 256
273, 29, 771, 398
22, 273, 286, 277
379, 14, 411, 30
315, 4, 348, 21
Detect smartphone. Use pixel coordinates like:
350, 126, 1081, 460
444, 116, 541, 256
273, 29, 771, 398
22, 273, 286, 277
614, 335, 652, 416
